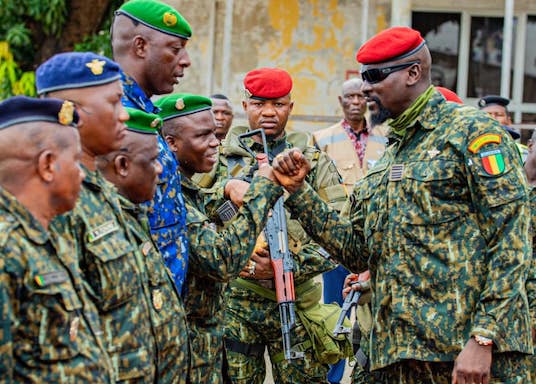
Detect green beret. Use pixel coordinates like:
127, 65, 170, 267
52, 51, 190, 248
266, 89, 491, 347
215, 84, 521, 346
116, 0, 192, 39
125, 107, 161, 135
155, 94, 212, 121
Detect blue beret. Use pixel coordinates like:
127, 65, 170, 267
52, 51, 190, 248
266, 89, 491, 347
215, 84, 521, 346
36, 52, 122, 95
478, 95, 510, 109
0, 96, 79, 130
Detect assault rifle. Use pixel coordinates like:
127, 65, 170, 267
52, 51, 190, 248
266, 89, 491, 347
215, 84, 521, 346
238, 129, 304, 361
333, 270, 370, 337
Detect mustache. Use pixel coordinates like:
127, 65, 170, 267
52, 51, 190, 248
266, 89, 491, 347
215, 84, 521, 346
369, 96, 391, 127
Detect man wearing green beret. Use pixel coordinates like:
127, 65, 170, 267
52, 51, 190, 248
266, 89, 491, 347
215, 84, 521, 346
198, 68, 347, 383
97, 108, 191, 383
155, 93, 304, 383
36, 52, 167, 383
0, 96, 113, 382
111, 0, 192, 298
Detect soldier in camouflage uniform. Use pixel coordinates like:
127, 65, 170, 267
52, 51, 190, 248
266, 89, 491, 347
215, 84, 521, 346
155, 93, 290, 383
36, 52, 162, 383
97, 108, 194, 383
273, 27, 533, 383
0, 97, 113, 383
111, 0, 192, 294
200, 68, 346, 384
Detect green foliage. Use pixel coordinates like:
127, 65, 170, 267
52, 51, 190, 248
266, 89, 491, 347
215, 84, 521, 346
0, 42, 36, 99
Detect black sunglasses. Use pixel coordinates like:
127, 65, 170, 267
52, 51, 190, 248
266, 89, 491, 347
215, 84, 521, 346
361, 60, 421, 84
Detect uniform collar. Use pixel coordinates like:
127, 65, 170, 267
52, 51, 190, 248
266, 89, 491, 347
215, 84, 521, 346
120, 71, 160, 114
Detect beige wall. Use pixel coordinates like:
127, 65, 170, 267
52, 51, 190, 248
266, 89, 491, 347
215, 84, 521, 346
163, 0, 536, 132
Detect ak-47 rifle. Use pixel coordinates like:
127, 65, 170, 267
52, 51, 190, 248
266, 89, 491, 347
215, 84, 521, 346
238, 129, 304, 361
333, 270, 371, 337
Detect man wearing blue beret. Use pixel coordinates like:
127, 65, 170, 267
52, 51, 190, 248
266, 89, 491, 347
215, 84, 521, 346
111, 0, 192, 300
273, 26, 533, 383
0, 96, 113, 382
36, 51, 170, 383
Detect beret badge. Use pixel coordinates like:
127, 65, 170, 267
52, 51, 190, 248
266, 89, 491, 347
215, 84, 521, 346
150, 118, 161, 128
478, 99, 486, 108
58, 101, 75, 126
85, 59, 106, 76
175, 98, 185, 110
163, 12, 178, 27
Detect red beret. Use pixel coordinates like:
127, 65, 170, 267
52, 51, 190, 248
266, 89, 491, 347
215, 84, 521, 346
356, 27, 425, 65
436, 86, 463, 104
244, 67, 293, 100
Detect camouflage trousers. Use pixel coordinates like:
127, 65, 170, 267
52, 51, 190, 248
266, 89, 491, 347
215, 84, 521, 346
188, 321, 228, 384
223, 284, 330, 384
365, 353, 532, 383
351, 303, 373, 384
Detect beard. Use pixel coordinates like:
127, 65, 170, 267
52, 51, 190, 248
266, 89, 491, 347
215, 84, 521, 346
370, 96, 392, 127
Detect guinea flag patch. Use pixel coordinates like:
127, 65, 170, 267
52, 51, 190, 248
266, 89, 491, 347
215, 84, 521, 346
480, 149, 505, 175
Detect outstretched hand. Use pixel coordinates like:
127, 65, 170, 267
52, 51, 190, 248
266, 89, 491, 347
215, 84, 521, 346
272, 148, 311, 194
451, 338, 492, 384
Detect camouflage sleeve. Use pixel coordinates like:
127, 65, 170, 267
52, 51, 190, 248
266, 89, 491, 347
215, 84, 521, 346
187, 176, 283, 281
465, 130, 531, 350
0, 257, 14, 381
286, 182, 367, 273
528, 188, 536, 332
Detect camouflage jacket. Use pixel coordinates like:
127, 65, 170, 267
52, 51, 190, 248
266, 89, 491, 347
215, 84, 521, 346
182, 174, 283, 324
203, 127, 345, 286
119, 194, 190, 383
285, 90, 533, 369
121, 71, 189, 295
52, 166, 156, 382
528, 186, 536, 331
0, 187, 113, 383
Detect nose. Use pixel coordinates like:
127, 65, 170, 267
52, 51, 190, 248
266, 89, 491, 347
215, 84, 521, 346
261, 103, 276, 116
118, 103, 129, 123
178, 49, 191, 69
79, 165, 86, 181
209, 134, 220, 148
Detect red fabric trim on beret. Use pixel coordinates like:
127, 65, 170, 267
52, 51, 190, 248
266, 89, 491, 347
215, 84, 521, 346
244, 67, 293, 99
356, 27, 425, 65
436, 86, 463, 104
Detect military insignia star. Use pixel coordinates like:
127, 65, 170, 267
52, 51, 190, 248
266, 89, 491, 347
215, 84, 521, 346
85, 59, 106, 75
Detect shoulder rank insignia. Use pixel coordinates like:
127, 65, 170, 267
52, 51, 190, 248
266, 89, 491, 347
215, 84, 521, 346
163, 12, 178, 27
175, 98, 185, 110
468, 133, 501, 154
480, 149, 505, 175
85, 59, 106, 75
58, 100, 74, 125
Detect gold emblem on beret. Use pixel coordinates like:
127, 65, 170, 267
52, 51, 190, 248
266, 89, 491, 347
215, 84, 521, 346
58, 101, 75, 125
175, 98, 185, 110
150, 118, 161, 128
85, 59, 106, 75
244, 88, 252, 98
163, 12, 178, 27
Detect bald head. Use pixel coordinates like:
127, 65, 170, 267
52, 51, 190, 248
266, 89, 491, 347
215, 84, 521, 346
341, 78, 363, 95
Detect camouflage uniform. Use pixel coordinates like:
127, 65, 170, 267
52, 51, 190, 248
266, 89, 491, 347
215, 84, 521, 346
119, 194, 190, 383
207, 126, 346, 384
284, 90, 533, 381
528, 186, 536, 376
53, 166, 157, 383
0, 187, 113, 383
182, 174, 283, 383
121, 71, 189, 294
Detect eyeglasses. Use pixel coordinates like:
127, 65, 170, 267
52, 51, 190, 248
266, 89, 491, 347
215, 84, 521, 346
361, 60, 421, 84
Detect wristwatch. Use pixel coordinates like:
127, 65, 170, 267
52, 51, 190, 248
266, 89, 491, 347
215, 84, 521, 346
473, 335, 493, 346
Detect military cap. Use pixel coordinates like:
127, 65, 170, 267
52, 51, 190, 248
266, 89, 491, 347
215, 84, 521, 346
155, 93, 212, 121
477, 95, 510, 109
436, 86, 463, 104
36, 52, 121, 95
125, 107, 161, 134
116, 0, 192, 39
356, 27, 426, 65
0, 96, 79, 130
243, 67, 293, 100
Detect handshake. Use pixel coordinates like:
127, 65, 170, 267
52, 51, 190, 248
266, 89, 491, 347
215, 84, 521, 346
257, 148, 311, 194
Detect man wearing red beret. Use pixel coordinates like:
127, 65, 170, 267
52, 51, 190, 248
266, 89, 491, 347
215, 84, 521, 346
272, 27, 533, 383
199, 67, 348, 383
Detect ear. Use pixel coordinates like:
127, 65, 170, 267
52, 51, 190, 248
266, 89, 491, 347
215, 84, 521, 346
165, 135, 179, 152
37, 150, 56, 183
338, 95, 343, 106
406, 63, 422, 86
114, 154, 130, 177
133, 35, 149, 58
242, 100, 248, 112
288, 100, 295, 113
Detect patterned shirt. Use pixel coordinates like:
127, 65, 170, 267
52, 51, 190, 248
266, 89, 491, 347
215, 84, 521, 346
341, 119, 370, 168
120, 71, 189, 294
